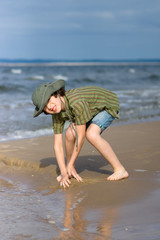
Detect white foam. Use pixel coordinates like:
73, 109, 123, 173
11, 69, 22, 74
0, 99, 32, 110
129, 68, 135, 73
53, 74, 68, 81
32, 75, 44, 80
0, 128, 53, 142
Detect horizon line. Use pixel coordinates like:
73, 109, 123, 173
0, 58, 160, 67
0, 58, 160, 63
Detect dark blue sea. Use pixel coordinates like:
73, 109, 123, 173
0, 61, 160, 142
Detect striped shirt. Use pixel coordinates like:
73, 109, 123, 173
52, 86, 120, 134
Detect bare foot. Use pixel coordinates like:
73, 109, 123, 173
107, 169, 129, 181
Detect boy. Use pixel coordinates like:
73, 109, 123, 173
32, 80, 128, 188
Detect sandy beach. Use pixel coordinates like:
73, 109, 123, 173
0, 121, 160, 239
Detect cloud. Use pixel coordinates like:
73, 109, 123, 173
65, 10, 114, 19
0, 0, 160, 59
119, 10, 140, 17
98, 11, 114, 19
1, 0, 159, 34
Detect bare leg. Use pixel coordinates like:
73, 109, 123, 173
86, 124, 129, 180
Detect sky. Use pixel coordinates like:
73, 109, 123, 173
0, 0, 160, 60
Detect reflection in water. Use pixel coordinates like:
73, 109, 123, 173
0, 161, 117, 239
96, 208, 117, 240
0, 177, 117, 240
56, 190, 117, 240
57, 191, 88, 240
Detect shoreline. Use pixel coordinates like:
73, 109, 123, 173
1, 117, 160, 144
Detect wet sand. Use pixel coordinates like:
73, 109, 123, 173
0, 121, 160, 239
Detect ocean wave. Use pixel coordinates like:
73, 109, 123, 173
0, 128, 53, 142
11, 69, 22, 74
0, 93, 33, 110
0, 85, 22, 93
147, 74, 160, 80
0, 101, 32, 110
117, 88, 160, 98
81, 77, 95, 83
27, 75, 45, 80
0, 85, 8, 91
52, 74, 68, 81
129, 68, 136, 73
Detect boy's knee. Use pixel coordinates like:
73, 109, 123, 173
86, 128, 97, 143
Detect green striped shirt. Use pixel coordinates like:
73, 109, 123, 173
52, 86, 120, 134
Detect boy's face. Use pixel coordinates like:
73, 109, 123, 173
44, 95, 63, 114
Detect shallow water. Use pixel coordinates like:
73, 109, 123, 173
0, 169, 160, 240
112, 189, 160, 240
0, 178, 66, 240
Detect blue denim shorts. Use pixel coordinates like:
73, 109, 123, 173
86, 110, 115, 133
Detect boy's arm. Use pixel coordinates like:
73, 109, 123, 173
54, 133, 71, 188
67, 124, 86, 180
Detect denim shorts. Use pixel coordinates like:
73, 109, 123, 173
86, 110, 115, 133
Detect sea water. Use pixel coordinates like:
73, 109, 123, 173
0, 62, 160, 142
0, 178, 66, 239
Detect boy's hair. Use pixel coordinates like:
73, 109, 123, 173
52, 87, 65, 97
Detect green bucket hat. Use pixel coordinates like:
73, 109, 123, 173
32, 79, 65, 117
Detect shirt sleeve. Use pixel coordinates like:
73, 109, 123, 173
72, 100, 93, 125
52, 114, 65, 134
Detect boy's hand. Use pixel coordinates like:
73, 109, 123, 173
59, 174, 71, 189
67, 165, 83, 182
